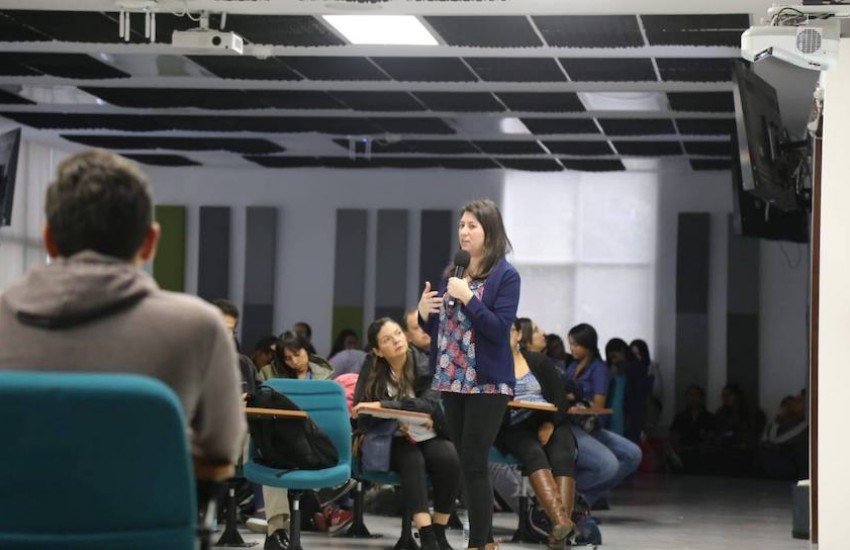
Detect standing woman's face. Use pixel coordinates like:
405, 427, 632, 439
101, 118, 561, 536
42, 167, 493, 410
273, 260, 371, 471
458, 211, 486, 258
568, 336, 588, 361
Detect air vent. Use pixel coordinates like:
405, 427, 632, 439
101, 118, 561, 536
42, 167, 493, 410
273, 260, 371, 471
796, 28, 822, 54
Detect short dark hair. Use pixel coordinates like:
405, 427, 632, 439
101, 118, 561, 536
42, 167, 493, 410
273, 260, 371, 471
403, 308, 419, 332
211, 298, 239, 319
293, 322, 312, 339
45, 149, 153, 260
514, 317, 534, 350
253, 335, 277, 353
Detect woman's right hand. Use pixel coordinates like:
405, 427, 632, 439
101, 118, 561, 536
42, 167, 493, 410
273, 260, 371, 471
418, 281, 442, 321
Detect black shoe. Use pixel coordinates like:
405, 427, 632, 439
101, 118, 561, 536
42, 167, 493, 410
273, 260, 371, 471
433, 523, 455, 550
264, 529, 291, 550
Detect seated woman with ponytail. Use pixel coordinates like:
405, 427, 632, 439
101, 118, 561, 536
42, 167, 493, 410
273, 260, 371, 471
353, 318, 461, 550
496, 318, 577, 549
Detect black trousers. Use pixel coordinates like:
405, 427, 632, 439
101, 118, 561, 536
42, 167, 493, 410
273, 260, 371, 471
497, 419, 576, 477
441, 392, 510, 547
390, 436, 460, 516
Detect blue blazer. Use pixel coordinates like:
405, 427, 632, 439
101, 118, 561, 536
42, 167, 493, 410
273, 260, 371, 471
421, 256, 520, 389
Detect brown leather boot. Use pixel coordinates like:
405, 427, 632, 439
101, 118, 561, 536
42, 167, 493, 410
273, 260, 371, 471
528, 469, 575, 549
557, 476, 577, 522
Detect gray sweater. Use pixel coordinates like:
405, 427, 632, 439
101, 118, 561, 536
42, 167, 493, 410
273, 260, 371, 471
0, 251, 247, 464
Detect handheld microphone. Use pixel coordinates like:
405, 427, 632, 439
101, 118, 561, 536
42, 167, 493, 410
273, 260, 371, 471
448, 250, 471, 308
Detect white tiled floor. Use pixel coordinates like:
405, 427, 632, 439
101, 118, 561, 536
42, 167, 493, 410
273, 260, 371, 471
219, 474, 815, 549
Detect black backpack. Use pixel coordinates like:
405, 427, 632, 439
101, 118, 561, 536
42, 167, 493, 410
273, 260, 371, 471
246, 386, 339, 471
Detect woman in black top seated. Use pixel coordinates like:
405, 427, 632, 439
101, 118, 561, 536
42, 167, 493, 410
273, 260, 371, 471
353, 318, 460, 550
496, 318, 576, 548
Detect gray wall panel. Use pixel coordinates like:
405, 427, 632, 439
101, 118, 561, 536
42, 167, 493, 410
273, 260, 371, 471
197, 206, 231, 301
242, 207, 278, 351
420, 210, 453, 288
375, 210, 409, 310
727, 217, 761, 405
333, 210, 368, 307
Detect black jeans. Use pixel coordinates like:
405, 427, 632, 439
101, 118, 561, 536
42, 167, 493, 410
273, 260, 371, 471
441, 392, 510, 547
497, 419, 576, 477
390, 436, 460, 516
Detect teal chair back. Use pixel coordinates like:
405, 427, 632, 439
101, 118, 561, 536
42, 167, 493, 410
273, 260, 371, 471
0, 372, 196, 550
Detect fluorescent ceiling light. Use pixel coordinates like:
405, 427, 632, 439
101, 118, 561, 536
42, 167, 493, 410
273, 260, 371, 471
499, 117, 531, 135
578, 92, 667, 112
322, 15, 438, 46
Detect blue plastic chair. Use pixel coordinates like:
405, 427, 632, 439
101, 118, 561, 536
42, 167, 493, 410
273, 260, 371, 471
0, 371, 198, 550
353, 458, 419, 550
244, 379, 352, 550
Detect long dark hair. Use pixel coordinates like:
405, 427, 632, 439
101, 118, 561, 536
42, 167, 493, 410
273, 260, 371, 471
630, 339, 651, 367
363, 318, 414, 402
514, 317, 534, 350
458, 199, 512, 279
568, 323, 602, 361
604, 338, 636, 365
273, 332, 310, 379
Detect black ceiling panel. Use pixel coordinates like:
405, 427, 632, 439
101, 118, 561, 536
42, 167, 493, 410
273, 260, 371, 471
683, 141, 733, 157
496, 93, 585, 113
282, 57, 389, 81
332, 91, 424, 112
284, 117, 384, 134
371, 57, 477, 82
439, 158, 501, 170
497, 158, 563, 172
532, 16, 644, 48
560, 58, 657, 82
12, 53, 129, 79
561, 159, 626, 172
371, 117, 455, 135
691, 159, 733, 171
123, 154, 201, 167
598, 118, 676, 136
81, 88, 267, 110
250, 90, 347, 110
1, 10, 139, 43
465, 58, 566, 82
413, 92, 505, 113
152, 116, 242, 132
543, 141, 614, 156
223, 15, 345, 46
676, 118, 736, 135
0, 11, 49, 42
642, 14, 750, 47
0, 112, 165, 131
656, 58, 735, 82
374, 158, 446, 169
425, 16, 543, 47
0, 89, 34, 105
520, 118, 600, 135
613, 141, 683, 156
0, 54, 40, 76
190, 56, 302, 81
668, 92, 734, 113
62, 135, 284, 154
473, 140, 545, 155
405, 140, 480, 154
245, 156, 322, 168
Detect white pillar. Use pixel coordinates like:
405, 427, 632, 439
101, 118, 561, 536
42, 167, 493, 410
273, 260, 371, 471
818, 39, 850, 549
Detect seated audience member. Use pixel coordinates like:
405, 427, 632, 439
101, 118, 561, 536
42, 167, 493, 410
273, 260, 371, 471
565, 324, 642, 509
211, 298, 259, 397
515, 317, 547, 354
259, 333, 349, 548
496, 319, 577, 547
668, 385, 716, 474
403, 307, 431, 364
713, 384, 767, 477
758, 392, 808, 480
292, 321, 317, 355
251, 335, 277, 373
329, 348, 368, 379
544, 333, 573, 376
605, 338, 649, 443
329, 328, 360, 360
260, 333, 333, 381
353, 318, 460, 550
630, 339, 663, 432
0, 149, 246, 469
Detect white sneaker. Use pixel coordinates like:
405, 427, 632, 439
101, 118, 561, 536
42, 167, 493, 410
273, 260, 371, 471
245, 517, 268, 534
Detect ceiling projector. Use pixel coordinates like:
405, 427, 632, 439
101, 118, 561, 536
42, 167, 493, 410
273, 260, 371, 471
741, 19, 839, 71
172, 29, 244, 54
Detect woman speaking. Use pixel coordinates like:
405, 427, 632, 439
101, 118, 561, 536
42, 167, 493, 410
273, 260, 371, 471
418, 199, 520, 550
